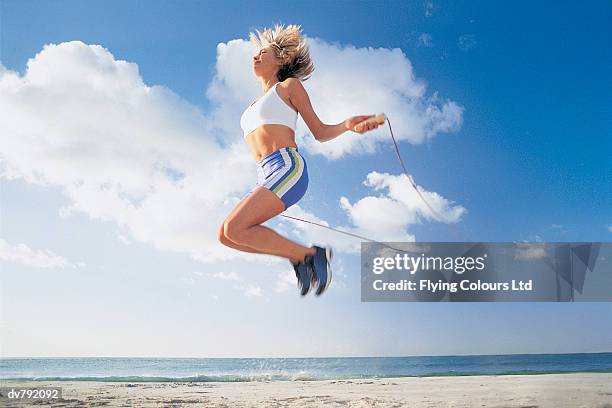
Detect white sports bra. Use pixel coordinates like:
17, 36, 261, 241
240, 82, 298, 138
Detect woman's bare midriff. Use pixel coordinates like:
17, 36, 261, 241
246, 125, 298, 162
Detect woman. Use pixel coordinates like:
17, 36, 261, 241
218, 23, 380, 297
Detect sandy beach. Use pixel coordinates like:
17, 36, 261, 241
1, 373, 611, 407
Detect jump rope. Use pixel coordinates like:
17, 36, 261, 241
279, 113, 471, 252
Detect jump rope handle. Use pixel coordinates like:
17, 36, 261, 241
353, 113, 387, 133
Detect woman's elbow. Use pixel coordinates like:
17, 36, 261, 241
313, 126, 327, 143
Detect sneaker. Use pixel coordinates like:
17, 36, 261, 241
307, 254, 318, 288
308, 246, 333, 296
292, 258, 314, 296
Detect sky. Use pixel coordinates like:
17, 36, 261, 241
0, 0, 611, 358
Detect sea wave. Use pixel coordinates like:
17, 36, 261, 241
3, 368, 612, 382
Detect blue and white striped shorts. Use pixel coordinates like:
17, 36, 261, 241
249, 147, 308, 210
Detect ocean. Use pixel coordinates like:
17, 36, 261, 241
1, 353, 610, 382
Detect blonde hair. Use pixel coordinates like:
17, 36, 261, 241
249, 23, 315, 82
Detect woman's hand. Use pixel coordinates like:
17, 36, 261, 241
344, 115, 380, 133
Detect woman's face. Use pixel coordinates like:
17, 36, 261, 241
252, 46, 281, 76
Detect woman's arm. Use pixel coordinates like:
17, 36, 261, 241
287, 78, 379, 143
317, 122, 348, 143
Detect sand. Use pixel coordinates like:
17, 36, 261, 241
1, 373, 611, 407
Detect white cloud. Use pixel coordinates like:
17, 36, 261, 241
424, 0, 435, 16
607, 225, 612, 233
0, 238, 72, 269
278, 205, 360, 253
418, 33, 433, 48
274, 270, 297, 293
340, 195, 417, 243
522, 234, 544, 243
0, 41, 255, 264
347, 170, 466, 224
514, 242, 546, 260
117, 233, 132, 245
0, 39, 464, 266
179, 276, 196, 286
242, 285, 262, 297
209, 271, 240, 281
458, 34, 477, 52
549, 223, 568, 234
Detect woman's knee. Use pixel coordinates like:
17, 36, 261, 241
218, 223, 231, 246
223, 218, 245, 243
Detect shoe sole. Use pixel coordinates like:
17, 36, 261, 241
296, 265, 312, 297
300, 281, 311, 296
301, 270, 312, 296
316, 247, 333, 296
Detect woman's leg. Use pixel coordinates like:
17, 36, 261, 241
218, 192, 275, 255
219, 223, 312, 261
222, 187, 315, 264
218, 224, 263, 254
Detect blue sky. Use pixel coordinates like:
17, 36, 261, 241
0, 0, 611, 358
